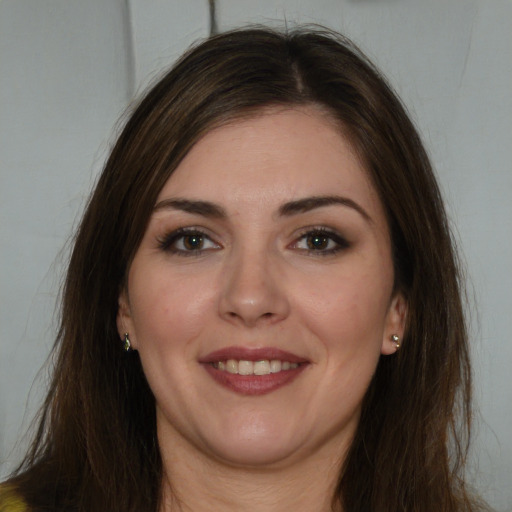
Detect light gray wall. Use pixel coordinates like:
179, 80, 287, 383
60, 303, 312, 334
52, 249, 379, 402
1, 1, 510, 510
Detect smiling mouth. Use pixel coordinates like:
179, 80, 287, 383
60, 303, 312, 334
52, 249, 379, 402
211, 359, 300, 375
200, 347, 308, 395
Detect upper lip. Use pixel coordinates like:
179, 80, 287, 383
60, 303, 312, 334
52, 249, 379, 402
199, 346, 308, 364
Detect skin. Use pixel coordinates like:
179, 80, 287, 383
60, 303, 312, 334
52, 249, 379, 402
118, 107, 406, 511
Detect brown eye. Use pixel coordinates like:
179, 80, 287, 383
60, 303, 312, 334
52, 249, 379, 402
183, 233, 204, 250
292, 228, 349, 255
157, 228, 220, 255
306, 233, 330, 250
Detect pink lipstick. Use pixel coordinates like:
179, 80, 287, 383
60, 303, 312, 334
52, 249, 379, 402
199, 347, 309, 395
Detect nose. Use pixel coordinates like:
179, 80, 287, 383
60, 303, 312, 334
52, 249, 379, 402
219, 248, 290, 327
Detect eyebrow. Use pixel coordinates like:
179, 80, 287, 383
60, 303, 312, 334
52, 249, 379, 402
153, 198, 227, 218
278, 195, 372, 223
153, 195, 371, 222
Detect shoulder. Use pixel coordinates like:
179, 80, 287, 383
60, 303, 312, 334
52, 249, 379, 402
0, 485, 29, 512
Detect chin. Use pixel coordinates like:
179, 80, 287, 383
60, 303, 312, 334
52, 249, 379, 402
201, 417, 306, 467
210, 439, 300, 468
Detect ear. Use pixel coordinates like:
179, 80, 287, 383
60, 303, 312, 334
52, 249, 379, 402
116, 288, 137, 349
381, 292, 408, 355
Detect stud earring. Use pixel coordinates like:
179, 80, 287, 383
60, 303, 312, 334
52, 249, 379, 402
124, 332, 132, 352
391, 334, 400, 350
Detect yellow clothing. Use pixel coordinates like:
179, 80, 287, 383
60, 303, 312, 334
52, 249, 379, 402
0, 486, 28, 512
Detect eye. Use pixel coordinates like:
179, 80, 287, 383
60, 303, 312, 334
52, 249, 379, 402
292, 228, 349, 255
158, 228, 220, 255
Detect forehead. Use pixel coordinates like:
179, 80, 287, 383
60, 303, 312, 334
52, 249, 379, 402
156, 107, 383, 220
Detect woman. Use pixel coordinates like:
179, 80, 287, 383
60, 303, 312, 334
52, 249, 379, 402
1, 27, 485, 511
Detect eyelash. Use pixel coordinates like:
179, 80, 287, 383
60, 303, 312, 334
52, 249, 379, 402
292, 227, 350, 256
157, 227, 220, 256
157, 227, 349, 257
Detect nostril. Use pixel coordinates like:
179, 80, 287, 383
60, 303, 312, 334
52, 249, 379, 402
228, 311, 273, 319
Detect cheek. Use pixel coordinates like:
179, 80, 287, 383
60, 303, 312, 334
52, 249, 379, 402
128, 266, 216, 350
297, 267, 392, 352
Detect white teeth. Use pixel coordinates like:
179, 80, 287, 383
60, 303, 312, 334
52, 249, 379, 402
269, 360, 282, 373
238, 360, 254, 375
226, 359, 238, 374
213, 359, 300, 375
253, 360, 270, 375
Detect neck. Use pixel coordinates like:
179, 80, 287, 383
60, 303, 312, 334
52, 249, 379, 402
158, 434, 347, 512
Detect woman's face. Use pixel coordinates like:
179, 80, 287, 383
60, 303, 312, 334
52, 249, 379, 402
118, 107, 406, 468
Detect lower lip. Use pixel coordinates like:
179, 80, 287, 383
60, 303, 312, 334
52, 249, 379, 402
202, 364, 307, 395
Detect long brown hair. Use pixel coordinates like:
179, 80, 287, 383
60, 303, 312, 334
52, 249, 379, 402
9, 26, 483, 511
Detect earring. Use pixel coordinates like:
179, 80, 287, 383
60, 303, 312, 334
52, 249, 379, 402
391, 334, 400, 350
124, 332, 132, 352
